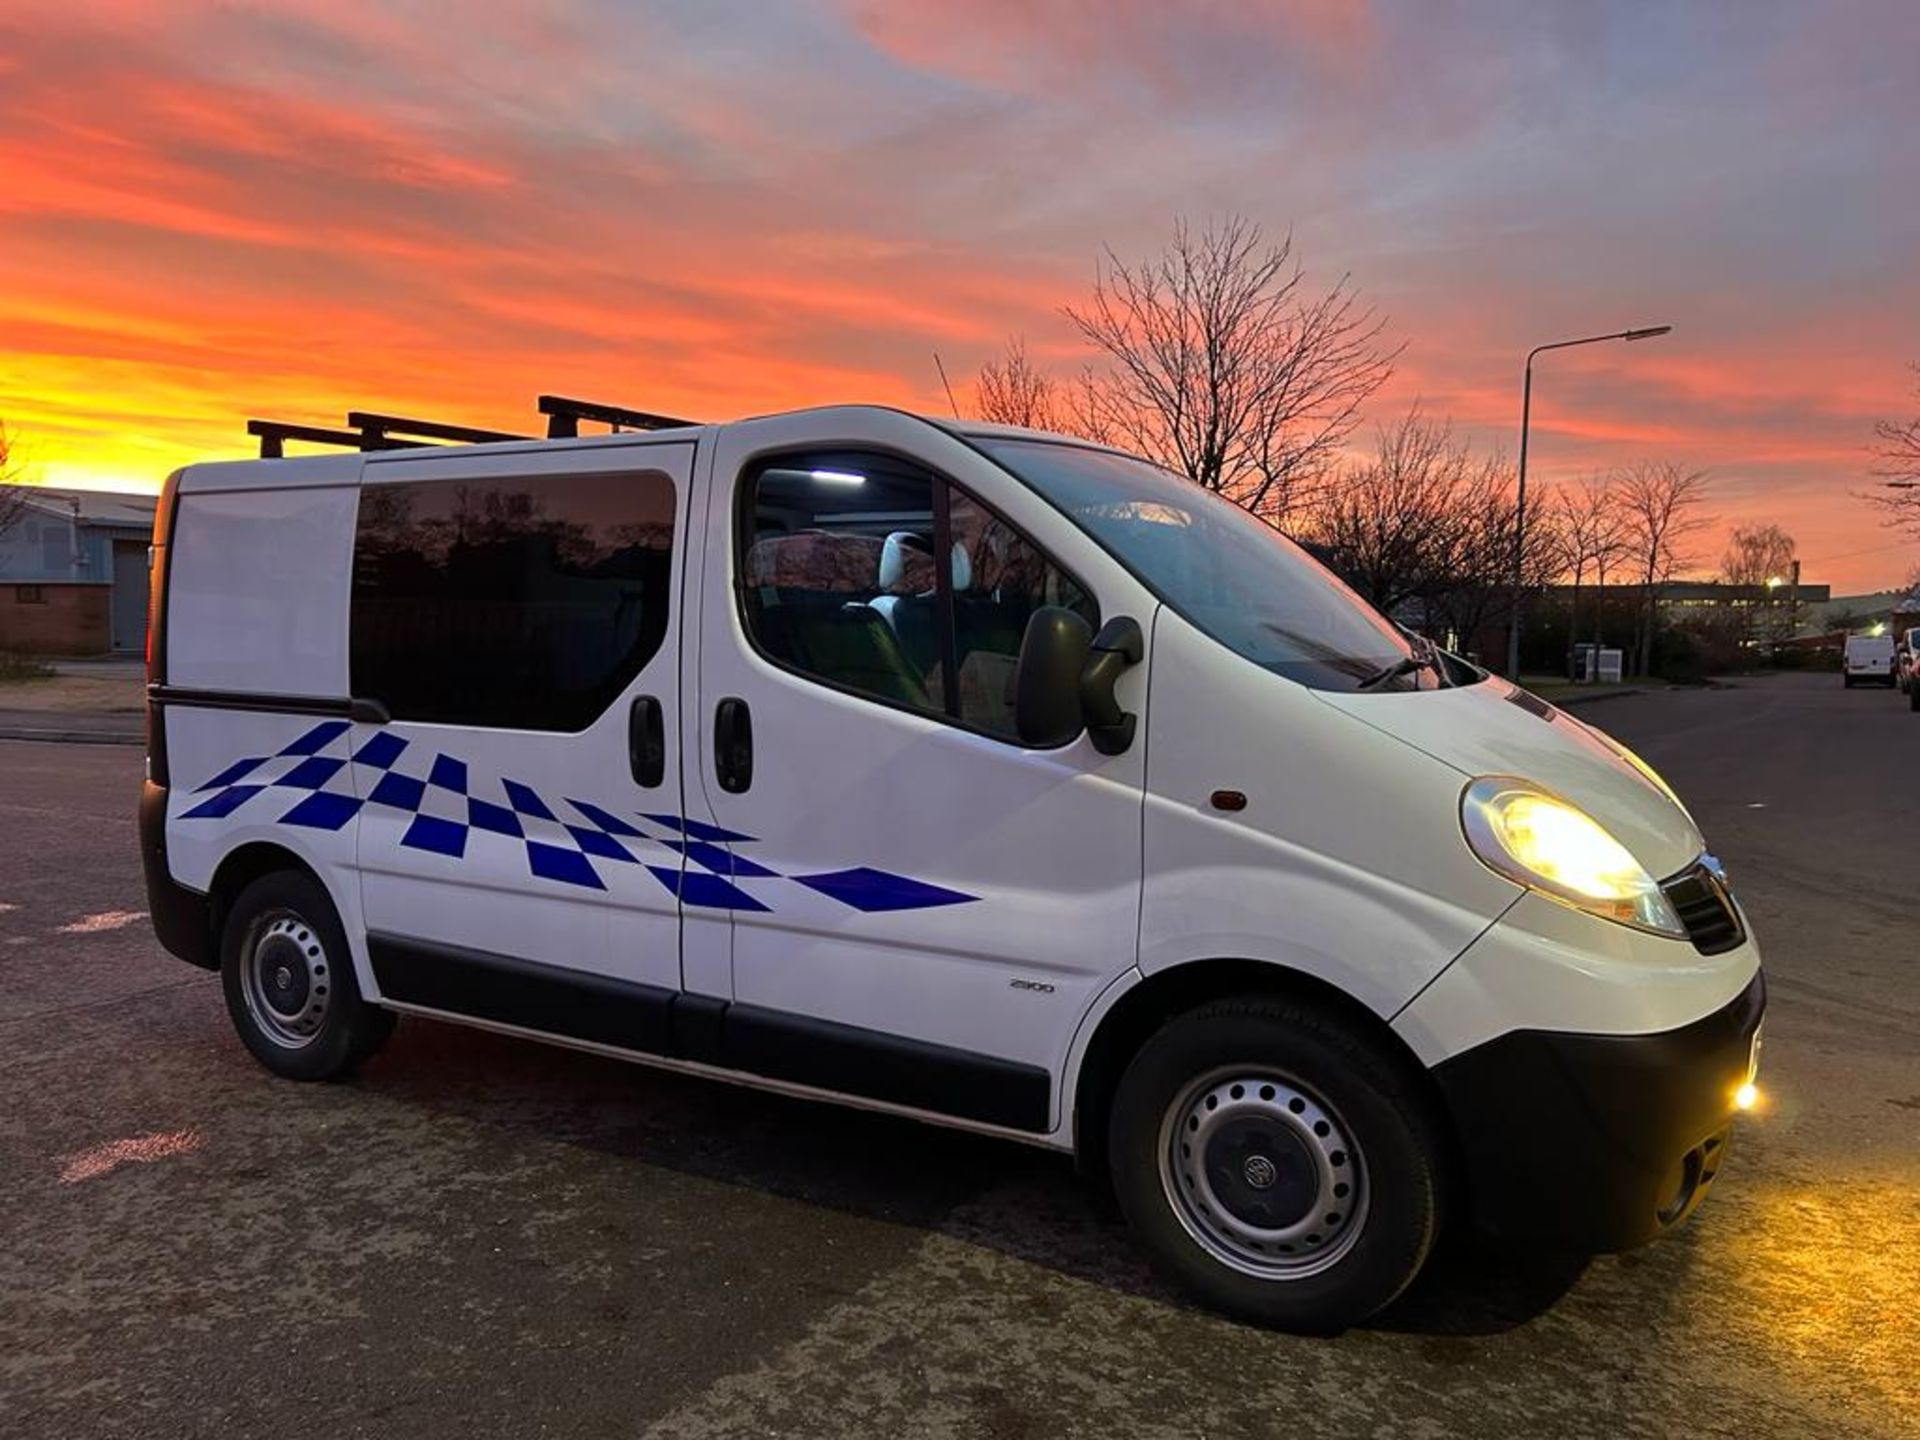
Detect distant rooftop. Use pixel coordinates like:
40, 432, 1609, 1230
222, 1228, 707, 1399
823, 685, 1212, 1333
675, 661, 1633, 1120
1, 483, 156, 528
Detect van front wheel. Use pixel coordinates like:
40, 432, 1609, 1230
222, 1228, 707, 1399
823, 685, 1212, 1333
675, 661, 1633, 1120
1108, 997, 1441, 1332
220, 870, 393, 1081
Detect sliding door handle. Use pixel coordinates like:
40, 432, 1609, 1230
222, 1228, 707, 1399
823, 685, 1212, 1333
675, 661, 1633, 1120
714, 696, 753, 793
628, 695, 665, 788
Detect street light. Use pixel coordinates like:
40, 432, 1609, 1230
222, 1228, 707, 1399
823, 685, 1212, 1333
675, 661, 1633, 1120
1508, 324, 1674, 679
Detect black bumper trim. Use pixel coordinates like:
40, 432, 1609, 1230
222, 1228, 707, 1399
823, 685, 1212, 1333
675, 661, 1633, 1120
1432, 969, 1765, 1251
139, 779, 215, 970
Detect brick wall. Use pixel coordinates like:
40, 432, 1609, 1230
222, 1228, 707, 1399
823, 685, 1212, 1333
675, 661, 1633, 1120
0, 583, 111, 655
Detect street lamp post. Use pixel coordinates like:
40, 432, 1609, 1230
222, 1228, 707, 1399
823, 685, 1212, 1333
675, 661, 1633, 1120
1508, 325, 1673, 679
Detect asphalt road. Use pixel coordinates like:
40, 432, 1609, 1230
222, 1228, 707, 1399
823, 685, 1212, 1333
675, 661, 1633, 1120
2, 671, 1914, 1438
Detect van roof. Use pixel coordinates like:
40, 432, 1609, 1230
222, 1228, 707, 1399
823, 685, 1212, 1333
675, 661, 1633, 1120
177, 396, 1123, 494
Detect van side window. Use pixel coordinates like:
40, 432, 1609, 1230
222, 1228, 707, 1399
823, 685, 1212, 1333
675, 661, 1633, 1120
350, 470, 676, 731
738, 453, 1094, 741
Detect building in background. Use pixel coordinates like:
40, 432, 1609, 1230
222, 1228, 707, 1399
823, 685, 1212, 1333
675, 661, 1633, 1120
0, 485, 158, 655
1655, 579, 1833, 626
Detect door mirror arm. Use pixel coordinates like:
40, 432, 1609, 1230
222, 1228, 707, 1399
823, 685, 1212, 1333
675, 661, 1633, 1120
1079, 617, 1143, 755
1013, 608, 1143, 754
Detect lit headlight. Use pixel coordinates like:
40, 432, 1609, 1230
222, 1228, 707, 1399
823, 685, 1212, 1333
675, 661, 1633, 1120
1461, 777, 1685, 937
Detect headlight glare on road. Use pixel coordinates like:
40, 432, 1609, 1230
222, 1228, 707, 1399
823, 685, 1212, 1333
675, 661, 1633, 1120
1461, 777, 1686, 936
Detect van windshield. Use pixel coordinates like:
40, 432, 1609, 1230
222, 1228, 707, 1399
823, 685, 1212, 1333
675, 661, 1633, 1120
979, 438, 1453, 692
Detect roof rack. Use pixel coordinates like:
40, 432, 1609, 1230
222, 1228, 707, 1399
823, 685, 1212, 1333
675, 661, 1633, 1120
245, 394, 702, 458
345, 412, 533, 446
538, 394, 699, 437
246, 420, 416, 459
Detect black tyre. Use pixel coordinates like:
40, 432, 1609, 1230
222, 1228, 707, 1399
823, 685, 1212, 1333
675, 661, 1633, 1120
220, 870, 394, 1081
1910, 681, 1919, 712
1843, 675, 1855, 688
1108, 996, 1442, 1332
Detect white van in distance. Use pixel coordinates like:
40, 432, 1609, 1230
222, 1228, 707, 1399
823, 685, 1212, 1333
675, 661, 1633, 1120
141, 396, 1764, 1331
1842, 632, 1897, 687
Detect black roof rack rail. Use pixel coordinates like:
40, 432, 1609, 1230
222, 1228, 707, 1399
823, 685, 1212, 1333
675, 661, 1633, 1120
538, 394, 699, 437
247, 419, 419, 459
346, 412, 533, 446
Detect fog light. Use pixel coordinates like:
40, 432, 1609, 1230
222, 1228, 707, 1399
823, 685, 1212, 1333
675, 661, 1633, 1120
1733, 1081, 1760, 1112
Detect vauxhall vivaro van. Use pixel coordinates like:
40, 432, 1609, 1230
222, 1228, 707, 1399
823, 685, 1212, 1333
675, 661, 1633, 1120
141, 397, 1764, 1330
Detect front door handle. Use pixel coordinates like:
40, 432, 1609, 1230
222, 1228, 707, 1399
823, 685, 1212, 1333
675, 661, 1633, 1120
629, 695, 665, 788
714, 696, 753, 793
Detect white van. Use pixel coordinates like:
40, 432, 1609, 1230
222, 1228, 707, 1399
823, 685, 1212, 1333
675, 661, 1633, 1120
140, 398, 1764, 1330
1843, 633, 1897, 687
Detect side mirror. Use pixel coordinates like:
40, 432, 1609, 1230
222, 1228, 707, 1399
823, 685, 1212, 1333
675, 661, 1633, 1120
1013, 608, 1144, 753
1014, 607, 1093, 747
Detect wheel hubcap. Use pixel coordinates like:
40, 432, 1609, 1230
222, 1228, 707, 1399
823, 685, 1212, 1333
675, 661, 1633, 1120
243, 913, 332, 1048
1158, 1069, 1368, 1279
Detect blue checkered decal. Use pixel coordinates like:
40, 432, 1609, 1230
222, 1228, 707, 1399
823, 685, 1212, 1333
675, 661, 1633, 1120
180, 722, 977, 913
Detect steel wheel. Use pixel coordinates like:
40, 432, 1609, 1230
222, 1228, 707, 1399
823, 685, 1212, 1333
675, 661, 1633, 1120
240, 910, 334, 1049
1157, 1067, 1368, 1280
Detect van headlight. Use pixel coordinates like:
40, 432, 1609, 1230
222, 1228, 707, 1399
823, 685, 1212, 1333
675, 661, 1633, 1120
1461, 777, 1685, 937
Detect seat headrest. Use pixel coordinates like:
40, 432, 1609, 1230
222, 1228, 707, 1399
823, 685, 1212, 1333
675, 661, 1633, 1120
878, 530, 973, 594
878, 531, 935, 595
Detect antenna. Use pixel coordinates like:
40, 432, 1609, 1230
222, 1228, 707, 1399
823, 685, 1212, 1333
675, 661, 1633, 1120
932, 352, 960, 419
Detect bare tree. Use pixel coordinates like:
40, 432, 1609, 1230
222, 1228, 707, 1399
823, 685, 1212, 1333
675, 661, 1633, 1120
1302, 410, 1552, 663
1065, 216, 1397, 527
1551, 472, 1632, 674
1867, 364, 1920, 533
0, 421, 29, 541
972, 337, 1061, 431
1719, 523, 1796, 587
1719, 522, 1798, 645
1422, 455, 1557, 664
1306, 411, 1479, 613
1616, 461, 1712, 675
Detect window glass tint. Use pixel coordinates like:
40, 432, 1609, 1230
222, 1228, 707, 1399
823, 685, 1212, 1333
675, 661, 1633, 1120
948, 489, 1094, 735
738, 452, 1094, 740
351, 470, 676, 730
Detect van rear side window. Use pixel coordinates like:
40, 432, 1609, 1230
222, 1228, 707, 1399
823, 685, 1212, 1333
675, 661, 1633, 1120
350, 470, 676, 731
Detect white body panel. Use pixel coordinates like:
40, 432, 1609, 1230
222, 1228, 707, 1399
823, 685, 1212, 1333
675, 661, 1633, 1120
347, 440, 698, 997
1393, 890, 1762, 1065
1138, 609, 1519, 1016
689, 409, 1155, 1123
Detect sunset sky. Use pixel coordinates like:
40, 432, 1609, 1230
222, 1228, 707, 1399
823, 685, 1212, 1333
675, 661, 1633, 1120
3, 0, 1916, 590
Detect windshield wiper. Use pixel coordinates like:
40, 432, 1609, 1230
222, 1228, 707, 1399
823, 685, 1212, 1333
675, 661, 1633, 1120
1357, 644, 1445, 691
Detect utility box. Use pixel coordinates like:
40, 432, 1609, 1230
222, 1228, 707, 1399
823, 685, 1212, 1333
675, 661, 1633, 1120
1572, 644, 1625, 684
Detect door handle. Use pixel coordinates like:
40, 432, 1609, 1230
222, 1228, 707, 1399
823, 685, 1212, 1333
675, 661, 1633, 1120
629, 694, 665, 788
714, 696, 753, 794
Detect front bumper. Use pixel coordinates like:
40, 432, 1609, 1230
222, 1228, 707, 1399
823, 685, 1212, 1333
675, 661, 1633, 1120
1432, 968, 1765, 1251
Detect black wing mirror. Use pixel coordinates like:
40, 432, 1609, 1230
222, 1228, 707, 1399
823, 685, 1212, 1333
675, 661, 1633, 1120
1014, 608, 1143, 754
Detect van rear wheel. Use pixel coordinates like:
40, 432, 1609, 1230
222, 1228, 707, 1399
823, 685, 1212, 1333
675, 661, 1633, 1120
220, 871, 393, 1081
1108, 996, 1441, 1332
